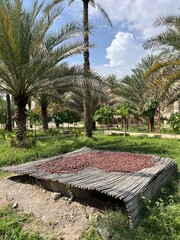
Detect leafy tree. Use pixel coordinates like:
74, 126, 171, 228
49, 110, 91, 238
52, 109, 80, 129
52, 111, 66, 128
27, 110, 41, 127
117, 102, 133, 136
0, 0, 85, 144
168, 112, 180, 134
141, 97, 158, 133
63, 109, 80, 129
93, 105, 115, 126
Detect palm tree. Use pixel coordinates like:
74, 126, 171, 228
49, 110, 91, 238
144, 15, 180, 51
0, 0, 85, 143
46, 0, 112, 137
66, 84, 120, 130
115, 55, 162, 133
144, 14, 180, 115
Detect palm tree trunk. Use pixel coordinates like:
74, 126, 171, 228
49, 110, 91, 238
5, 93, 12, 132
15, 96, 28, 142
41, 105, 48, 131
83, 0, 92, 138
28, 99, 33, 128
158, 105, 161, 134
148, 116, 154, 133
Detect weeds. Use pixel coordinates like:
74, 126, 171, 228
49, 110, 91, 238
0, 205, 44, 240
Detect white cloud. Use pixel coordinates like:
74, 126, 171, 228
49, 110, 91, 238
94, 0, 179, 39
106, 32, 144, 66
95, 31, 145, 78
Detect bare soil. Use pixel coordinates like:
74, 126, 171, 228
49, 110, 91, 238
0, 174, 98, 240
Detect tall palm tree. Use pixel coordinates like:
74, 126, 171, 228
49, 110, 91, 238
0, 0, 85, 143
47, 0, 112, 137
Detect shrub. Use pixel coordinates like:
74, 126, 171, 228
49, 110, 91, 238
168, 113, 180, 134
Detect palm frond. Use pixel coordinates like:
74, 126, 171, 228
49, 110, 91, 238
91, 2, 112, 27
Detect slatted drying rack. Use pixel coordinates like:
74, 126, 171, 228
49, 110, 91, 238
0, 147, 177, 227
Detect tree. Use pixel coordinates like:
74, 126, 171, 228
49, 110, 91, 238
144, 15, 180, 51
141, 97, 158, 133
168, 112, 180, 134
63, 109, 80, 129
52, 109, 80, 129
117, 102, 133, 136
47, 0, 112, 138
0, 0, 85, 144
36, 94, 51, 131
144, 14, 180, 112
115, 54, 166, 133
52, 111, 66, 128
93, 105, 115, 127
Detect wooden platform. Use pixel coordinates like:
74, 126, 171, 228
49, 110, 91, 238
0, 147, 178, 227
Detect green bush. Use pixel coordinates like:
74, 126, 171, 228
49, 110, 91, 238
168, 113, 180, 134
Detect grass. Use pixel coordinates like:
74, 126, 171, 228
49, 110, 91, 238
0, 131, 179, 239
0, 205, 44, 240
0, 133, 179, 167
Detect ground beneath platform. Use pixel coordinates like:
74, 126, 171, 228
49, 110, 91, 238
0, 174, 99, 240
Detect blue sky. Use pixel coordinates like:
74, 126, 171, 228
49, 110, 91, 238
24, 0, 179, 79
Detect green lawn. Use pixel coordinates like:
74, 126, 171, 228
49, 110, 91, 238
0, 133, 179, 239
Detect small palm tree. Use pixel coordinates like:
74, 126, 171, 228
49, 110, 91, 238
0, 0, 85, 143
115, 54, 163, 132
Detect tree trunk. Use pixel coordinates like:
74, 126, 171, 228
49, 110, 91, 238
5, 93, 12, 132
83, 0, 92, 138
28, 99, 33, 128
158, 105, 161, 134
41, 105, 48, 131
148, 116, 154, 133
92, 120, 96, 131
15, 96, 28, 142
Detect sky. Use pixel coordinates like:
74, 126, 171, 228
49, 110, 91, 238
25, 0, 179, 79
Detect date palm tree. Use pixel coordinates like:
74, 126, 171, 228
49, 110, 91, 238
115, 55, 162, 133
0, 0, 85, 143
144, 14, 180, 112
144, 15, 180, 51
46, 0, 112, 137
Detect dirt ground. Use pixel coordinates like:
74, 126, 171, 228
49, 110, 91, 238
0, 174, 99, 240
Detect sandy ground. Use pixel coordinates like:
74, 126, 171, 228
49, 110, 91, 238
0, 174, 99, 240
